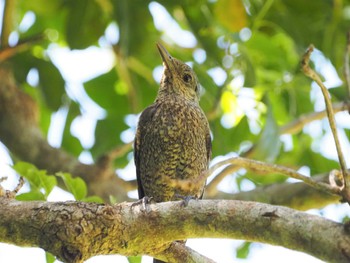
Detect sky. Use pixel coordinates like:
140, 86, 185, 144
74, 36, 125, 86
0, 1, 349, 262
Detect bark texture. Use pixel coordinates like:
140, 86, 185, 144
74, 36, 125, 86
0, 197, 349, 263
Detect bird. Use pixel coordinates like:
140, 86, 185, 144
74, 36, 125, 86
134, 43, 212, 263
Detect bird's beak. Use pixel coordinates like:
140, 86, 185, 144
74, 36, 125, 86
156, 43, 175, 74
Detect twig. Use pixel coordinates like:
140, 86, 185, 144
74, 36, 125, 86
0, 176, 24, 198
0, 0, 16, 48
0, 34, 45, 62
97, 142, 133, 170
0, 177, 7, 183
279, 102, 349, 135
155, 241, 216, 263
167, 157, 340, 196
207, 157, 340, 195
301, 45, 350, 198
206, 102, 349, 195
12, 177, 25, 195
344, 31, 350, 100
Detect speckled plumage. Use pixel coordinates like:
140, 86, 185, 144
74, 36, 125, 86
134, 43, 211, 203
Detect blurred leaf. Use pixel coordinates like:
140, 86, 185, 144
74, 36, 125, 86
84, 69, 129, 161
65, 0, 108, 49
84, 69, 128, 113
45, 252, 56, 263
252, 103, 281, 162
16, 191, 46, 201
92, 116, 128, 165
245, 32, 298, 73
329, 86, 347, 101
13, 162, 57, 198
236, 242, 251, 259
36, 59, 66, 111
114, 0, 159, 58
212, 116, 256, 156
127, 256, 142, 263
182, 4, 223, 64
56, 172, 87, 201
19, 0, 63, 16
214, 0, 247, 32
61, 102, 84, 156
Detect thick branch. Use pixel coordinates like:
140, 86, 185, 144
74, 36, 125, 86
0, 197, 349, 263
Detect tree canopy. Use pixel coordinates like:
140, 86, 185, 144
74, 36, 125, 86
1, 0, 350, 262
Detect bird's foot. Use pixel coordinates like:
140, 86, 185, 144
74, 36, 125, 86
131, 196, 153, 212
174, 194, 197, 207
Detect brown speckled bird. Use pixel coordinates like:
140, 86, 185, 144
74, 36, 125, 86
134, 43, 211, 262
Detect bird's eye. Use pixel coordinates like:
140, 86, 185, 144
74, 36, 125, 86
183, 74, 192, 83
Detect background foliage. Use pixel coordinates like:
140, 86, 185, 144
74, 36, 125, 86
1, 0, 350, 262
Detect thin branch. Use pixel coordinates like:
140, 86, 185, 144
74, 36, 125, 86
207, 157, 340, 195
344, 31, 350, 100
0, 176, 24, 198
206, 102, 349, 195
0, 0, 16, 48
301, 44, 350, 199
212, 174, 341, 210
157, 242, 216, 263
168, 156, 340, 197
96, 141, 133, 170
279, 102, 349, 135
0, 34, 44, 62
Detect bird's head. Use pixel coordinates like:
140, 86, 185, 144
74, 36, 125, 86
156, 43, 201, 102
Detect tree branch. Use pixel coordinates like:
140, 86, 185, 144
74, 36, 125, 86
0, 197, 349, 263
302, 44, 350, 201
204, 157, 340, 197
0, 0, 16, 48
214, 174, 341, 211
279, 101, 349, 135
344, 31, 350, 100
206, 102, 349, 195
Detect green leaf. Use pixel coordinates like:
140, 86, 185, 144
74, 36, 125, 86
45, 252, 56, 263
56, 172, 87, 201
84, 69, 127, 113
236, 242, 251, 259
13, 162, 57, 198
61, 102, 84, 156
212, 116, 256, 157
65, 0, 108, 49
253, 103, 281, 163
127, 256, 142, 263
35, 59, 66, 111
16, 191, 46, 201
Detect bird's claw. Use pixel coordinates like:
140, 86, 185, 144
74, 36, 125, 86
132, 196, 153, 212
174, 194, 197, 207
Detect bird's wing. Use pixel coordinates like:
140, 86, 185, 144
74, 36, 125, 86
134, 104, 158, 199
206, 124, 212, 164
199, 122, 212, 200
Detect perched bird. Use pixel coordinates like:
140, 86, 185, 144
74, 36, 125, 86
134, 43, 211, 263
